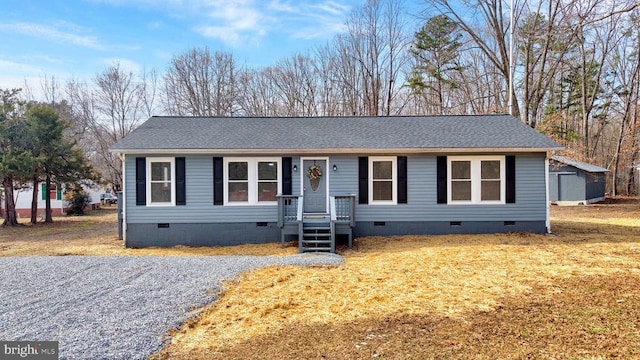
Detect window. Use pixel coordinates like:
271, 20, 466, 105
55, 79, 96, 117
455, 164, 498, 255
41, 183, 62, 201
147, 157, 175, 206
451, 160, 471, 201
257, 161, 278, 202
228, 162, 248, 202
369, 157, 396, 204
224, 158, 280, 205
448, 156, 504, 204
49, 185, 59, 200
481, 160, 501, 201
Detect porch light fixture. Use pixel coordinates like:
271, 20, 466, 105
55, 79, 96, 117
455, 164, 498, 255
333, 164, 338, 171
293, 165, 298, 172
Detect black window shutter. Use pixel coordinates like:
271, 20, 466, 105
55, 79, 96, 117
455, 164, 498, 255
175, 157, 186, 205
436, 156, 447, 204
397, 156, 407, 204
282, 157, 292, 195
135, 157, 146, 206
213, 157, 223, 205
358, 157, 368, 204
506, 155, 516, 203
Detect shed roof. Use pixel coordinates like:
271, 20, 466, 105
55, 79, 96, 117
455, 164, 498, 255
551, 155, 609, 173
111, 115, 562, 154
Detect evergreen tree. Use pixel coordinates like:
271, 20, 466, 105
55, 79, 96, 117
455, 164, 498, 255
407, 15, 464, 114
24, 103, 96, 223
0, 88, 31, 226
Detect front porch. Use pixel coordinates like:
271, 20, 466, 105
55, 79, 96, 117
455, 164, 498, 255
277, 194, 355, 253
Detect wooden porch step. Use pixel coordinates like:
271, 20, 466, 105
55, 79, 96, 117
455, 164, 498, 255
301, 239, 332, 244
300, 212, 334, 253
304, 214, 329, 218
301, 247, 333, 252
302, 234, 331, 242
303, 214, 330, 222
303, 225, 330, 229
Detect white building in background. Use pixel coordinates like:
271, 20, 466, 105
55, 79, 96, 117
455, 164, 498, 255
0, 182, 104, 218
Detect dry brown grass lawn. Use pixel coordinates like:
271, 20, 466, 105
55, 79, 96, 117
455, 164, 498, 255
152, 197, 640, 359
0, 207, 296, 257
2, 199, 640, 359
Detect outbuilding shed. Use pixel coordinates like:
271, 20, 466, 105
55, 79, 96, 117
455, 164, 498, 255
549, 155, 609, 205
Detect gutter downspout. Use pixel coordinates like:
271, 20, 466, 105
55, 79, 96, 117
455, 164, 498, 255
545, 152, 551, 233
120, 153, 127, 246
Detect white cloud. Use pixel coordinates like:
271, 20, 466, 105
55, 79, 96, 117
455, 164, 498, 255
193, 0, 352, 45
194, 0, 266, 46
0, 22, 103, 49
87, 0, 185, 7
265, 0, 352, 39
312, 1, 352, 16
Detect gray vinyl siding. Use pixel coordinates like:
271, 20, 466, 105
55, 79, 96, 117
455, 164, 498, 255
352, 153, 547, 222
125, 153, 547, 225
126, 154, 290, 223
326, 156, 358, 195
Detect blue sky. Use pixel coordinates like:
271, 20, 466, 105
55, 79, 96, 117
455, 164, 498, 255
0, 0, 368, 95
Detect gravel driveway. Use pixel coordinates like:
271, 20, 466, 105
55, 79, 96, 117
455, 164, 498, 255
0, 254, 342, 359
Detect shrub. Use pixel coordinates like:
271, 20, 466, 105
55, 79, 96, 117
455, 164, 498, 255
64, 187, 92, 215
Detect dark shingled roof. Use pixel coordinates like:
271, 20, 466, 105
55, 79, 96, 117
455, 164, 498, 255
551, 155, 609, 173
111, 115, 561, 153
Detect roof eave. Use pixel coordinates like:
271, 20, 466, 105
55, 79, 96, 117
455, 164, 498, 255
110, 146, 563, 155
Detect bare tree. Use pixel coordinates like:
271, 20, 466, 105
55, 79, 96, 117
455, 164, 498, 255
608, 12, 640, 195
140, 68, 160, 118
237, 68, 280, 116
516, 1, 576, 128
267, 54, 321, 116
66, 62, 156, 191
164, 48, 239, 116
343, 0, 410, 116
312, 45, 344, 116
94, 63, 146, 139
424, 0, 520, 117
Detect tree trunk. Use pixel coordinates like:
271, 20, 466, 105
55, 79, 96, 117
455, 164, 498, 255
45, 173, 53, 223
30, 174, 39, 224
2, 175, 19, 226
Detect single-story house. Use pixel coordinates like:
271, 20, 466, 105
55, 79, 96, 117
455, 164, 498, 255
110, 115, 562, 252
0, 183, 103, 218
549, 155, 609, 205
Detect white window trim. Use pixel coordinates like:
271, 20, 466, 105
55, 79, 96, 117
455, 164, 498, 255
369, 156, 397, 205
146, 157, 175, 207
447, 155, 505, 205
223, 158, 281, 206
